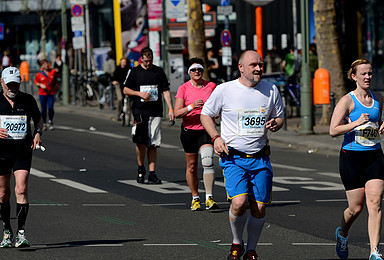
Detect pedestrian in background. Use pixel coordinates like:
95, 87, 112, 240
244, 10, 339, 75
112, 57, 132, 122
123, 47, 174, 184
99, 50, 116, 109
34, 59, 56, 130
53, 54, 63, 102
174, 57, 219, 211
201, 50, 284, 260
330, 58, 384, 260
0, 67, 43, 248
1, 50, 12, 70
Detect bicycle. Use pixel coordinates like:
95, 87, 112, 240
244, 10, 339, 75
71, 70, 100, 107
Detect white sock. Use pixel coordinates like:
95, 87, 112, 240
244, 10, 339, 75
205, 194, 213, 201
246, 215, 265, 252
229, 210, 247, 244
192, 195, 200, 201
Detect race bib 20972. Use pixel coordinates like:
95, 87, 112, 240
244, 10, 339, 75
0, 115, 28, 140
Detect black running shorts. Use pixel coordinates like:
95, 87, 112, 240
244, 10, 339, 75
0, 144, 33, 175
180, 124, 212, 153
339, 149, 384, 191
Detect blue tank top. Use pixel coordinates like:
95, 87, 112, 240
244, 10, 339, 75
342, 91, 381, 151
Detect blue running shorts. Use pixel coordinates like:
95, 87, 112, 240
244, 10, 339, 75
219, 155, 273, 204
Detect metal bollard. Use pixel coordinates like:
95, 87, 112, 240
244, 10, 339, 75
330, 92, 335, 115
279, 85, 287, 130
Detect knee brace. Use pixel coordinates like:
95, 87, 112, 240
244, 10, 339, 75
200, 146, 215, 174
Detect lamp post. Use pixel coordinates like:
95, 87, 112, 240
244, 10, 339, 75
61, 0, 69, 105
300, 0, 313, 134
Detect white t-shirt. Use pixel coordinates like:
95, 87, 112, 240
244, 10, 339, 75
201, 79, 284, 154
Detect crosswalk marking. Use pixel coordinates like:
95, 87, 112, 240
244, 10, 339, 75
51, 179, 107, 193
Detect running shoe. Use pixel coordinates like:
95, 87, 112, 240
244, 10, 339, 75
205, 196, 219, 210
15, 230, 30, 248
228, 242, 244, 260
370, 248, 383, 260
0, 229, 13, 248
148, 173, 162, 184
335, 227, 348, 259
243, 250, 258, 260
190, 198, 202, 211
137, 167, 146, 184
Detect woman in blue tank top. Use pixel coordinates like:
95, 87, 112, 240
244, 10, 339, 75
330, 58, 384, 260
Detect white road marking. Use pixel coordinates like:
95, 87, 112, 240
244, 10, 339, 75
317, 172, 340, 178
51, 179, 107, 193
210, 181, 289, 191
274, 177, 344, 191
271, 163, 315, 172
292, 243, 335, 246
142, 203, 187, 206
82, 204, 126, 206
30, 204, 69, 206
55, 125, 180, 148
144, 243, 273, 246
84, 244, 124, 247
316, 199, 347, 202
118, 180, 203, 194
30, 168, 56, 178
271, 200, 301, 204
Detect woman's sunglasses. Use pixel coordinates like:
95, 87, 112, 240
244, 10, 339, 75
190, 68, 204, 73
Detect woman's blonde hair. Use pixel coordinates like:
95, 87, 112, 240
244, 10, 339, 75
347, 58, 371, 81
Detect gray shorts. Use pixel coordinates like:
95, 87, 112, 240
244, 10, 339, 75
131, 115, 162, 147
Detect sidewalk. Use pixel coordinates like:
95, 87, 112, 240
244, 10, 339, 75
268, 116, 342, 155
55, 104, 343, 155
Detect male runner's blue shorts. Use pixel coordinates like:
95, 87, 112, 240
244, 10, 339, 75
219, 155, 273, 204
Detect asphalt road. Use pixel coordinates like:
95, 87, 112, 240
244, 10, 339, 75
0, 107, 373, 259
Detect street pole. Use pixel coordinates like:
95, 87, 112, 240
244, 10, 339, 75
61, 0, 69, 105
85, 3, 91, 82
161, 0, 169, 76
113, 0, 123, 65
300, 0, 313, 134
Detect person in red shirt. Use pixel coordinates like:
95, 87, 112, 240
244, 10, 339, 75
34, 59, 56, 130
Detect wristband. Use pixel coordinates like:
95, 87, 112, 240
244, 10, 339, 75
34, 128, 42, 136
187, 104, 193, 112
211, 135, 220, 143
169, 109, 174, 112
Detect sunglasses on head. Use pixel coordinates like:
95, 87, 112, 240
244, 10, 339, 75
190, 68, 203, 73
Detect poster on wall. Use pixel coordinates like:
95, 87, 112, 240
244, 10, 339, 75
120, 0, 149, 67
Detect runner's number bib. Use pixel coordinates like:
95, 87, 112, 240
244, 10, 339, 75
140, 85, 158, 102
0, 115, 27, 140
355, 121, 380, 146
237, 108, 267, 136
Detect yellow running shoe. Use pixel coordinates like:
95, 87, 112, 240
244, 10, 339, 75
191, 198, 202, 211
205, 196, 219, 210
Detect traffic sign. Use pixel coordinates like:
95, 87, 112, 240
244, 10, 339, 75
217, 5, 233, 16
70, 0, 87, 5
220, 0, 229, 6
73, 36, 85, 50
222, 47, 232, 66
221, 29, 231, 47
166, 0, 185, 19
0, 23, 4, 41
71, 5, 83, 17
71, 17, 85, 32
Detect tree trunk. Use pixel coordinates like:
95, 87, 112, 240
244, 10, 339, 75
313, 0, 346, 125
187, 0, 209, 80
40, 14, 47, 60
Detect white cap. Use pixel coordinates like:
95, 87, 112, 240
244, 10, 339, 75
1, 67, 21, 84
